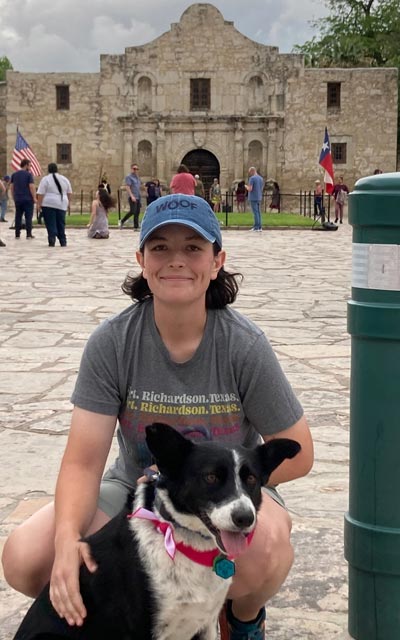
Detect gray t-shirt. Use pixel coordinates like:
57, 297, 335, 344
71, 299, 303, 487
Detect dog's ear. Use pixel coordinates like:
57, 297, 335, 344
145, 423, 194, 477
256, 438, 301, 481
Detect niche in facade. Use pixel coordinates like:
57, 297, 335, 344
248, 76, 264, 114
138, 76, 152, 113
138, 140, 153, 177
248, 140, 263, 173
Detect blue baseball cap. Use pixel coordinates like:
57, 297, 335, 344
139, 194, 222, 249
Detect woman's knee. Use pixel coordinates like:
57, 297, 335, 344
1, 503, 55, 596
231, 496, 294, 597
2, 527, 48, 595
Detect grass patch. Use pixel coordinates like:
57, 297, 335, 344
54, 210, 317, 228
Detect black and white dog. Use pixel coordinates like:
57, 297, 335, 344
14, 422, 300, 640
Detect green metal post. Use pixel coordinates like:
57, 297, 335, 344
345, 173, 400, 639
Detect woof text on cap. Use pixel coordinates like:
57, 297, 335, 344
139, 194, 223, 249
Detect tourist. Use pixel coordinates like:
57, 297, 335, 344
120, 164, 141, 230
10, 159, 37, 240
87, 187, 115, 239
246, 168, 264, 231
170, 164, 196, 195
37, 163, 72, 247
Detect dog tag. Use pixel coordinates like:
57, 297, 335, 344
213, 556, 235, 579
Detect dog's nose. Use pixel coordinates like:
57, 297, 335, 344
231, 507, 255, 529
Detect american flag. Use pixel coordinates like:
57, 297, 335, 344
319, 127, 334, 194
11, 130, 42, 176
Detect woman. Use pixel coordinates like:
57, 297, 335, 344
269, 181, 280, 212
235, 180, 246, 213
2, 194, 313, 640
169, 164, 196, 195
313, 179, 324, 219
37, 163, 72, 247
87, 187, 115, 239
145, 178, 161, 206
210, 177, 222, 213
0, 175, 11, 222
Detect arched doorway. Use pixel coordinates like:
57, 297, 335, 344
181, 149, 220, 199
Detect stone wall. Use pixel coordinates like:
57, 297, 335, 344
284, 66, 398, 191
0, 2, 397, 198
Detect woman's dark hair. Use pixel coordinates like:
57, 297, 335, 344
177, 164, 189, 173
48, 163, 63, 199
98, 187, 116, 211
121, 244, 243, 309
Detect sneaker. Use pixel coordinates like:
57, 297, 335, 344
118, 220, 123, 228
219, 600, 266, 640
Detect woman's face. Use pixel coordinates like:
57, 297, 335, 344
136, 224, 225, 307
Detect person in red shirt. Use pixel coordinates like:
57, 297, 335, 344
332, 176, 349, 224
170, 164, 196, 195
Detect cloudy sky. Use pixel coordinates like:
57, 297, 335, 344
0, 0, 329, 73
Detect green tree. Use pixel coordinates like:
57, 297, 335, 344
0, 56, 13, 81
293, 0, 400, 144
294, 0, 400, 68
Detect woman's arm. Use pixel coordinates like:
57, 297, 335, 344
50, 407, 117, 626
263, 415, 314, 485
88, 200, 97, 226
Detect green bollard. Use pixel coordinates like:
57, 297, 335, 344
345, 173, 400, 639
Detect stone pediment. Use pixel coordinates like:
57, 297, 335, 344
122, 3, 283, 67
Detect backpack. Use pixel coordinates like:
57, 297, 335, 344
337, 189, 347, 205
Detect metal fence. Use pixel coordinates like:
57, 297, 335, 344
69, 188, 333, 222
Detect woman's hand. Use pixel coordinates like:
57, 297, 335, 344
49, 536, 98, 626
137, 465, 159, 484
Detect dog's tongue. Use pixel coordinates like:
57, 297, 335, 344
220, 531, 248, 557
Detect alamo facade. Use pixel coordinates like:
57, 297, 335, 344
0, 3, 398, 196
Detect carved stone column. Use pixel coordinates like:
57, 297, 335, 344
120, 118, 135, 173
267, 120, 277, 180
234, 121, 244, 180
156, 120, 166, 184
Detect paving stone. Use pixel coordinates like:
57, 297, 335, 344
0, 224, 354, 639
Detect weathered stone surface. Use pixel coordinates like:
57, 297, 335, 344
0, 3, 397, 198
0, 219, 354, 638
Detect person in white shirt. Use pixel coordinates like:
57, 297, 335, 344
37, 163, 72, 246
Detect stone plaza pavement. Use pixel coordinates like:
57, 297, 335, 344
0, 220, 352, 639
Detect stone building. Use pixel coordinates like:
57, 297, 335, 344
0, 3, 398, 198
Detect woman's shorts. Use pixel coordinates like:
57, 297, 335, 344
98, 477, 286, 519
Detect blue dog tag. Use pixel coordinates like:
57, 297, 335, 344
213, 556, 235, 579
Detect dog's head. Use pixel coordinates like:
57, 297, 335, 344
145, 423, 300, 557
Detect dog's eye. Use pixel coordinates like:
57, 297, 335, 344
246, 474, 257, 485
205, 473, 219, 484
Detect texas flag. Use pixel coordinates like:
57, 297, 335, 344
319, 127, 334, 194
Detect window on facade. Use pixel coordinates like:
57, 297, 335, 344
57, 143, 72, 164
56, 85, 70, 110
190, 79, 210, 110
327, 82, 341, 108
331, 143, 347, 164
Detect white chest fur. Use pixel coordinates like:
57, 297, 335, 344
129, 517, 231, 640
